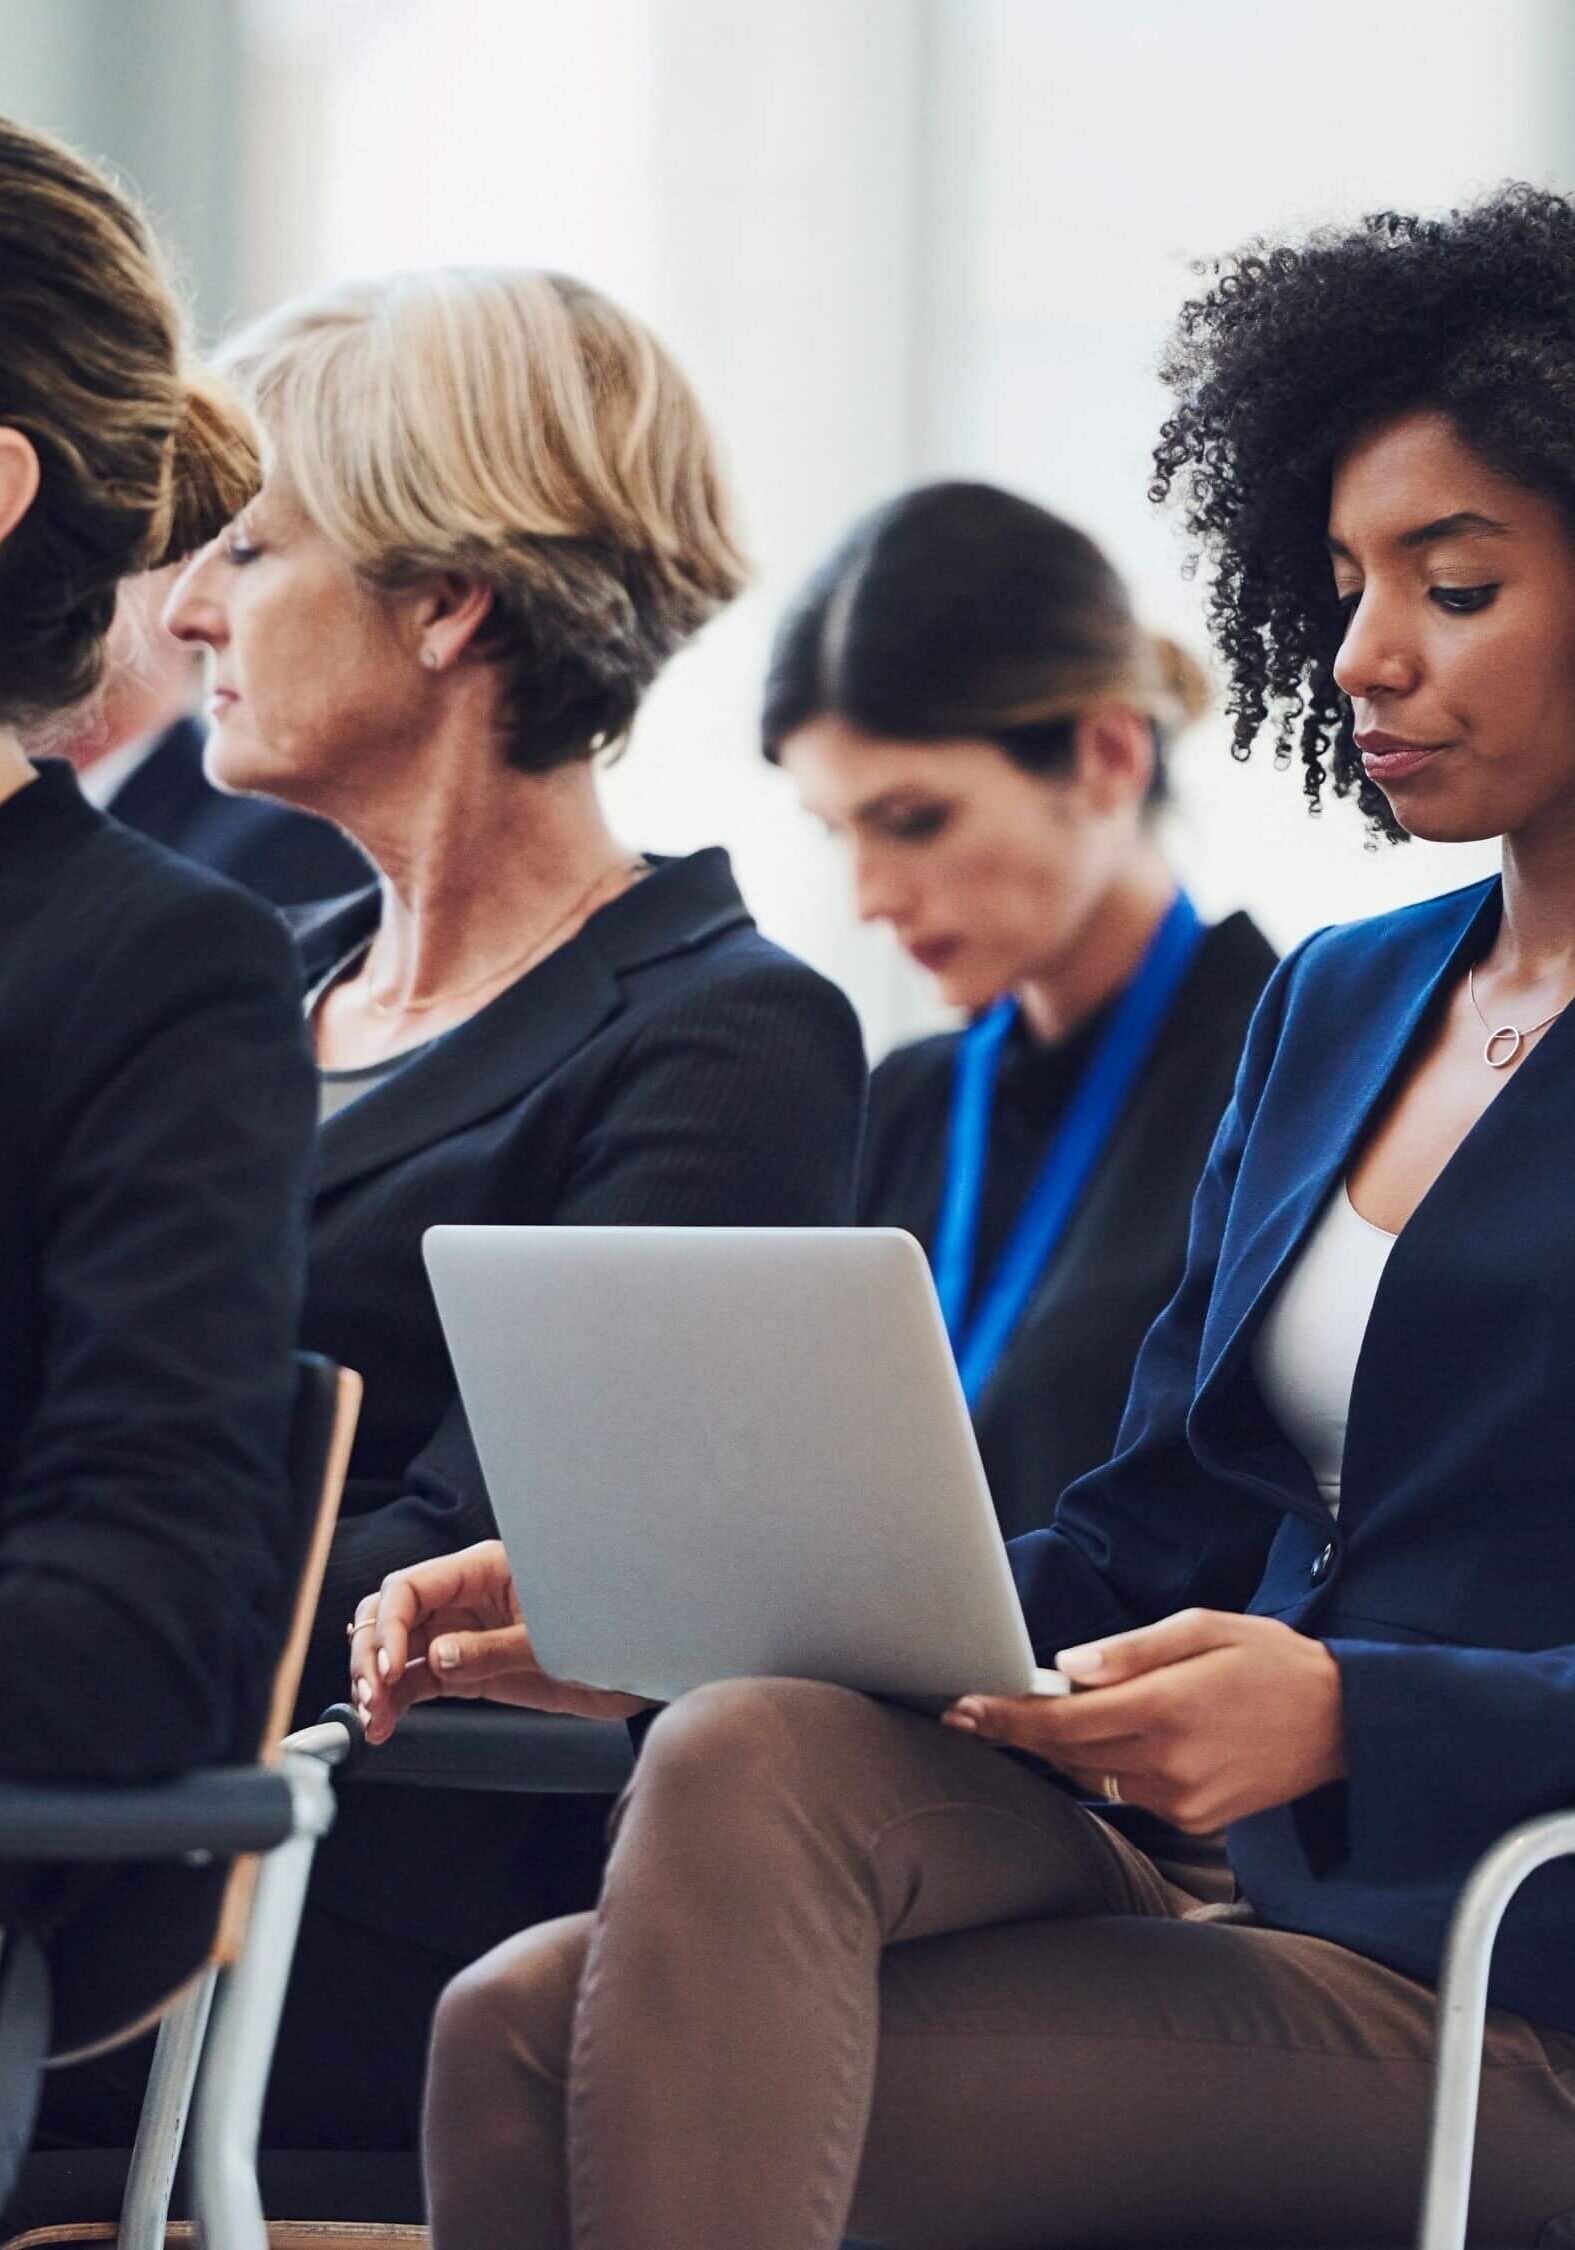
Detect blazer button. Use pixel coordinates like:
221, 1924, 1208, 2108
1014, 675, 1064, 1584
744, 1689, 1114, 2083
1310, 1542, 1335, 1584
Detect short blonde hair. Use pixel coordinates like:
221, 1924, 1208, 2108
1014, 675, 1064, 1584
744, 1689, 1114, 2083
223, 268, 749, 768
0, 116, 258, 726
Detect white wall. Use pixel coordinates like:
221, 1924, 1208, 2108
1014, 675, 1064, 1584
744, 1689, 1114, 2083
1, 0, 244, 335
237, 0, 1573, 1052
254, 0, 931, 1038
912, 0, 1568, 964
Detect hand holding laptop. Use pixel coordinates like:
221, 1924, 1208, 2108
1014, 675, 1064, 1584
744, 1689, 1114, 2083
350, 1533, 1068, 1749
349, 1539, 650, 1747
942, 1607, 1346, 1832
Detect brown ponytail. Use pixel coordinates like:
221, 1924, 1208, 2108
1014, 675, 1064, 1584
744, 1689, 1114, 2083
1147, 633, 1212, 734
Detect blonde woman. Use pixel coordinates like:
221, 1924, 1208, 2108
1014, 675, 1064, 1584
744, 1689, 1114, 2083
155, 269, 860, 2150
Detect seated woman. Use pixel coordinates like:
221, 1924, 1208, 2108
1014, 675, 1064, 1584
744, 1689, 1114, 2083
358, 185, 1575, 2247
158, 268, 863, 2148
1, 130, 315, 2209
0, 120, 313, 1803
768, 482, 1276, 1534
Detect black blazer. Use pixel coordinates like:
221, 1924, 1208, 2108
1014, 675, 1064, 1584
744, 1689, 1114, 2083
290, 849, 867, 1950
859, 912, 1277, 1536
108, 716, 371, 909
0, 763, 315, 1793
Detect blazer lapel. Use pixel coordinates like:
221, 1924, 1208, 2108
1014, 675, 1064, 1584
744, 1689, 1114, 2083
1194, 879, 1502, 1419
305, 849, 751, 1202
313, 936, 621, 1198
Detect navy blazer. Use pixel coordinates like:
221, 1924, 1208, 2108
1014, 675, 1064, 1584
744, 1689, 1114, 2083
1010, 875, 1575, 2030
109, 717, 371, 909
289, 850, 868, 1956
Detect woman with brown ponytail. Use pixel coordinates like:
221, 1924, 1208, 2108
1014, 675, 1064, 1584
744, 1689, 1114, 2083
0, 117, 315, 1795
767, 482, 1277, 1538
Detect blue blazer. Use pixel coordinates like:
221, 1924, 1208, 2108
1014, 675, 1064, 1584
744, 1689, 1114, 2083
1011, 875, 1575, 2032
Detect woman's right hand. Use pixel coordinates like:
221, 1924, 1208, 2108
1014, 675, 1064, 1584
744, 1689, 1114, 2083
347, 1539, 650, 1744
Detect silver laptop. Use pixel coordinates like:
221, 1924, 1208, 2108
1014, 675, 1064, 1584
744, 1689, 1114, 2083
423, 1226, 1068, 1707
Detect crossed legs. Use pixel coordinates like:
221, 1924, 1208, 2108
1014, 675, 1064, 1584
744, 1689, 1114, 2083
424, 1679, 1575, 2250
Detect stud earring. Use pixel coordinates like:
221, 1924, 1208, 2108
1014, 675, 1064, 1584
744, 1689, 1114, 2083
421, 647, 439, 670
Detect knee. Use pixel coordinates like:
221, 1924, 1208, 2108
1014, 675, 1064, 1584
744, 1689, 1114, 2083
428, 1915, 588, 2112
622, 1676, 865, 1853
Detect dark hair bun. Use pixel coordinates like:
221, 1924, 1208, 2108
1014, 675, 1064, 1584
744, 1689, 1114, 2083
149, 370, 261, 571
1149, 633, 1211, 730
763, 480, 1187, 784
0, 118, 259, 725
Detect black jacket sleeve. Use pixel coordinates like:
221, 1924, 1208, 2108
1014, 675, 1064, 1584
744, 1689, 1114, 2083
311, 962, 867, 1664
0, 884, 315, 1779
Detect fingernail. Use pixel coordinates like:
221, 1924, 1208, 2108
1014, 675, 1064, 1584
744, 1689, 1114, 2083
353, 1678, 369, 1708
942, 1711, 978, 1733
1056, 1644, 1106, 1682
435, 1638, 460, 1672
376, 1647, 390, 1680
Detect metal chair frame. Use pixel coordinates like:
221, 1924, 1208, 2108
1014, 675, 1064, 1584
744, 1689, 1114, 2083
304, 1709, 1575, 2250
5, 1685, 1565, 2247
1417, 1809, 1575, 2250
0, 1353, 361, 2250
114, 1748, 340, 2250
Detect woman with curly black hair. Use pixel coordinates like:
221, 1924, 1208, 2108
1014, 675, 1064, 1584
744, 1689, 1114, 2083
367, 186, 1575, 2249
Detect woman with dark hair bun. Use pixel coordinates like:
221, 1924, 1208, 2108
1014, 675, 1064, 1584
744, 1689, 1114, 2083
0, 108, 312, 1919
368, 190, 1575, 2249
765, 481, 1276, 1535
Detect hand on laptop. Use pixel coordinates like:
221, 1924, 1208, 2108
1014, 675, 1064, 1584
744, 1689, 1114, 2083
941, 1609, 1345, 1833
348, 1539, 650, 1745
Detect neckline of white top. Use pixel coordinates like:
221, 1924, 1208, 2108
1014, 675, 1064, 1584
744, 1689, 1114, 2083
1342, 1184, 1399, 1243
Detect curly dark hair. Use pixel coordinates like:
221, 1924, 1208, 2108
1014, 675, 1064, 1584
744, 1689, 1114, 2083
1151, 183, 1575, 837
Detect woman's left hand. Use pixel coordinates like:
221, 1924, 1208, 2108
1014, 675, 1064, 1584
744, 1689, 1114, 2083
944, 1609, 1346, 1832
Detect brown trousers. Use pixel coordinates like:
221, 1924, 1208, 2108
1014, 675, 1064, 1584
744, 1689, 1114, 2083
423, 1679, 1575, 2250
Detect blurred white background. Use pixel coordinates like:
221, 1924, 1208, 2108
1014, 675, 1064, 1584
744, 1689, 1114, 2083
5, 0, 1571, 1051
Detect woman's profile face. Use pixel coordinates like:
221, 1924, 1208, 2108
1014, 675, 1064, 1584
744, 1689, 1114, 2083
164, 477, 421, 816
779, 713, 1142, 1014
1329, 409, 1575, 844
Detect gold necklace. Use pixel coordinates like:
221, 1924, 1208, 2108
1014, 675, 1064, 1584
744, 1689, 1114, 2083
1467, 963, 1572, 1070
364, 857, 643, 1020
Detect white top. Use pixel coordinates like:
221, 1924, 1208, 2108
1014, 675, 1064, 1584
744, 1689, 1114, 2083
1250, 1185, 1397, 1517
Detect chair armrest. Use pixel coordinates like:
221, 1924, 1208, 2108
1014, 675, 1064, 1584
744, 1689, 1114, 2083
339, 1702, 635, 1795
0, 1767, 301, 1862
1419, 1808, 1575, 2250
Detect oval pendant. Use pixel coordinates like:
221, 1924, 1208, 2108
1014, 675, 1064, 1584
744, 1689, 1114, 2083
1484, 1025, 1524, 1069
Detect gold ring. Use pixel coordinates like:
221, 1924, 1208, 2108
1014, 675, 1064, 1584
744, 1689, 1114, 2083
1102, 1773, 1123, 1806
346, 1619, 371, 1641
